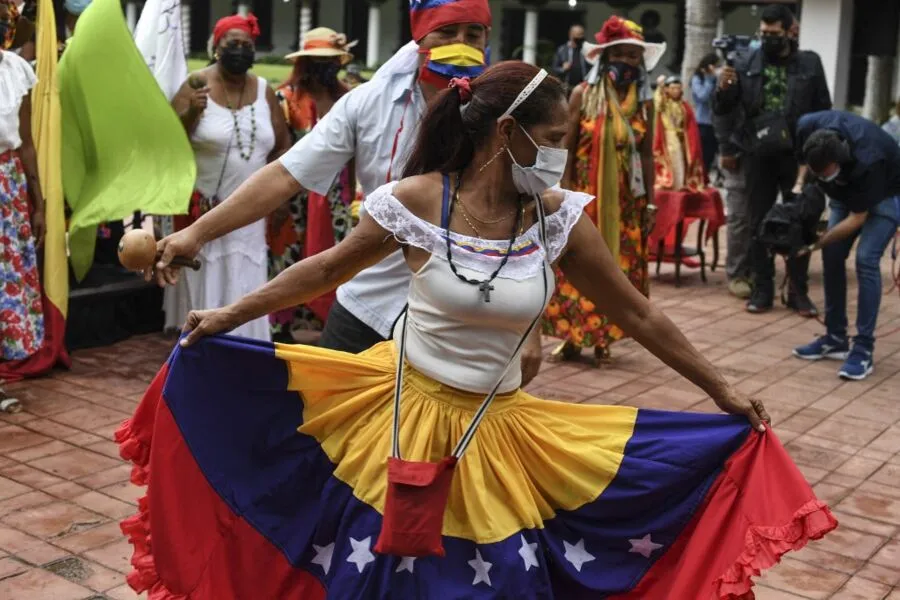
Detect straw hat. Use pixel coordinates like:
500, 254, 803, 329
285, 27, 357, 64
582, 16, 666, 71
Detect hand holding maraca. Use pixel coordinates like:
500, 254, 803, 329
187, 73, 209, 117
118, 229, 201, 285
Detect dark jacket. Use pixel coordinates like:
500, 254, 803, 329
712, 48, 832, 157
797, 110, 900, 214
552, 43, 589, 88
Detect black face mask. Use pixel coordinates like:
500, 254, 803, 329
761, 35, 787, 61
220, 46, 255, 75
306, 61, 341, 85
573, 37, 585, 47
606, 61, 641, 88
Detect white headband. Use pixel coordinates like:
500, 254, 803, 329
500, 69, 549, 119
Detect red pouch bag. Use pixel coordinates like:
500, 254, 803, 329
373, 455, 457, 557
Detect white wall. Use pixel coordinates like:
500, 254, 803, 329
798, 0, 854, 109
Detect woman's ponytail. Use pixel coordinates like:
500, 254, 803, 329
402, 84, 475, 178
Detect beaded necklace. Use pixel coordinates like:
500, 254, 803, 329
225, 78, 257, 161
445, 172, 522, 303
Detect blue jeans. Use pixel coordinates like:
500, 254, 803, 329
823, 196, 900, 350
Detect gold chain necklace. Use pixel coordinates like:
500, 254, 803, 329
455, 199, 483, 237
457, 196, 514, 225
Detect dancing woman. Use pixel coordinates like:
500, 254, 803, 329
117, 62, 835, 599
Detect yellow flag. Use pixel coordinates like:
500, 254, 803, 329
32, 0, 67, 318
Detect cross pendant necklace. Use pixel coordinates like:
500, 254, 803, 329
479, 281, 494, 303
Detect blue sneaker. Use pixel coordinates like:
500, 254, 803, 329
793, 334, 850, 361
838, 346, 874, 381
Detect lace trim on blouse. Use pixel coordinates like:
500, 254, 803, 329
364, 181, 592, 280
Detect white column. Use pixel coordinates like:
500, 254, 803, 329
798, 0, 854, 109
894, 9, 900, 100
126, 1, 138, 33
237, 2, 251, 17
299, 0, 313, 44
366, 3, 381, 69
863, 55, 894, 121
522, 9, 539, 65
181, 1, 191, 56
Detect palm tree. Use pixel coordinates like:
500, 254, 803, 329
681, 0, 719, 97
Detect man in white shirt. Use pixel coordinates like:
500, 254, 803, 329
152, 0, 545, 385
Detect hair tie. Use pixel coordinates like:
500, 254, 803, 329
450, 77, 473, 103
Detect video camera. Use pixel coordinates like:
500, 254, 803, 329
712, 34, 754, 66
757, 184, 826, 256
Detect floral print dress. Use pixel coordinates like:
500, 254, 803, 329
543, 81, 650, 351
268, 85, 354, 341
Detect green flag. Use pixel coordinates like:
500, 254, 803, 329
59, 0, 195, 280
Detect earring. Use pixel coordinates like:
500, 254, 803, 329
479, 145, 508, 173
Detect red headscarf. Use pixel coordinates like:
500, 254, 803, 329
409, 0, 491, 42
213, 13, 261, 47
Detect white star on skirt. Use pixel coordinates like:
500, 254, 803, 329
311, 542, 334, 575
469, 549, 493, 587
518, 535, 540, 571
346, 536, 376, 573
628, 534, 663, 559
395, 556, 416, 574
563, 539, 596, 573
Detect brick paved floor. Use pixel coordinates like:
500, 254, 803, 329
1, 244, 899, 599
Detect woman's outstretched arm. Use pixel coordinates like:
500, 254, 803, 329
180, 213, 400, 346
558, 214, 769, 430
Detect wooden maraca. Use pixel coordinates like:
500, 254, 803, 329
118, 229, 201, 272
188, 73, 207, 90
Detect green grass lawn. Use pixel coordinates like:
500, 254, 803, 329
185, 59, 373, 89
186, 59, 295, 88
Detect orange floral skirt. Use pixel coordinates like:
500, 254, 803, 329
543, 192, 649, 350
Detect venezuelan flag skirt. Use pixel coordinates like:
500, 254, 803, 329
116, 336, 836, 599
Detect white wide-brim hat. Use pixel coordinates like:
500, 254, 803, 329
582, 38, 667, 71
582, 16, 666, 71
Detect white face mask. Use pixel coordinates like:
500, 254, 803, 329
819, 167, 840, 183
508, 126, 568, 196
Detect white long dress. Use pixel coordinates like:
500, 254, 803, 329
164, 76, 275, 340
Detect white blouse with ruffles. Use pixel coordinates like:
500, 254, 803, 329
364, 182, 592, 394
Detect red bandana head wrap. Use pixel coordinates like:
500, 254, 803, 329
213, 13, 261, 48
409, 0, 491, 42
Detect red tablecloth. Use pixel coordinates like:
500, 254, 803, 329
649, 188, 726, 250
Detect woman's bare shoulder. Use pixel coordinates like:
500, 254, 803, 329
539, 188, 566, 215
390, 173, 446, 224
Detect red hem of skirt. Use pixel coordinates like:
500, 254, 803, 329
115, 418, 186, 599
715, 499, 838, 600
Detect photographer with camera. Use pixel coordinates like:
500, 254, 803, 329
713, 5, 831, 314
792, 111, 900, 381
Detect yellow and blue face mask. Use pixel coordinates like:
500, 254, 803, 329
418, 43, 486, 88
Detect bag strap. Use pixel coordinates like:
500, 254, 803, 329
440, 174, 451, 229
389, 186, 550, 461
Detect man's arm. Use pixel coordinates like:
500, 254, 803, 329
803, 165, 885, 253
